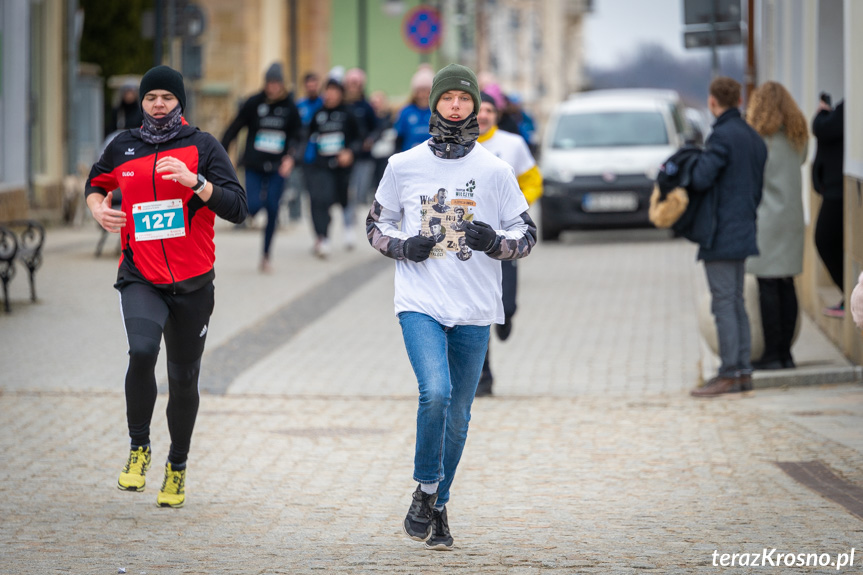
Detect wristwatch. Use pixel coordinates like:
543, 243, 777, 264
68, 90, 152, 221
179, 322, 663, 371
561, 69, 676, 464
191, 174, 207, 194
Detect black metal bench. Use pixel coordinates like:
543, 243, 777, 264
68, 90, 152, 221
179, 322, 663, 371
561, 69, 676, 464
0, 220, 46, 313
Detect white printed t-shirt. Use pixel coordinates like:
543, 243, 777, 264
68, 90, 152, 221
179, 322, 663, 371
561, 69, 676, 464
374, 141, 528, 326
478, 128, 536, 177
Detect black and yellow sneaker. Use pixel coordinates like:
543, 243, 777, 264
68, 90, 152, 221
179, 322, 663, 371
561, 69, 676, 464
117, 446, 151, 492
403, 484, 437, 541
156, 463, 186, 508
425, 506, 454, 550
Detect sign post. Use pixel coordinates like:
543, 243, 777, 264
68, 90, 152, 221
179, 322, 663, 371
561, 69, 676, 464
682, 0, 743, 77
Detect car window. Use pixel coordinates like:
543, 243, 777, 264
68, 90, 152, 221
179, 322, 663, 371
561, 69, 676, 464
670, 104, 688, 139
552, 111, 669, 148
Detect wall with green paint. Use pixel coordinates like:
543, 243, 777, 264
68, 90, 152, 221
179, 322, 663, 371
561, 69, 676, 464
329, 0, 449, 107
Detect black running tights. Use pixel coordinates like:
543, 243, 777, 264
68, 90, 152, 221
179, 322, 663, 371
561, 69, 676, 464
119, 281, 214, 465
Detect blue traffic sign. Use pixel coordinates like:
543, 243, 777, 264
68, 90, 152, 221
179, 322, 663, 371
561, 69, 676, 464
403, 6, 442, 53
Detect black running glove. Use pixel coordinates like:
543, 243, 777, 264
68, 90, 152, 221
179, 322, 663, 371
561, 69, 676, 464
403, 234, 436, 262
464, 221, 498, 252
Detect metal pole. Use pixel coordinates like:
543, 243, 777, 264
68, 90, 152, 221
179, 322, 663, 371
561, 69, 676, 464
65, 0, 79, 177
710, 0, 719, 77
166, 0, 176, 68
290, 0, 298, 89
745, 0, 756, 103
358, 0, 367, 71
154, 0, 163, 66
476, 0, 486, 71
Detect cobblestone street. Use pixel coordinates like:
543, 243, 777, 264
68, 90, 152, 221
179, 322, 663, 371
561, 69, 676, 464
2, 222, 862, 574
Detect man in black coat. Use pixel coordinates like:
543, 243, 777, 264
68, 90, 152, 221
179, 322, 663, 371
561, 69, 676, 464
689, 77, 768, 398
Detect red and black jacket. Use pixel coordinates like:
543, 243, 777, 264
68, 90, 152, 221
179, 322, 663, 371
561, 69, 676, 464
86, 122, 248, 293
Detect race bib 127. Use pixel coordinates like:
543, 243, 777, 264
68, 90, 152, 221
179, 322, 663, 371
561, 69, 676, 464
132, 199, 186, 242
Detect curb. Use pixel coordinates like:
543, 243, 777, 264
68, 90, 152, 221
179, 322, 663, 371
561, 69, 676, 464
753, 365, 863, 389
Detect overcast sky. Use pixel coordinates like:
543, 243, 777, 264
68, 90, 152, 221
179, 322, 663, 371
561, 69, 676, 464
584, 0, 689, 69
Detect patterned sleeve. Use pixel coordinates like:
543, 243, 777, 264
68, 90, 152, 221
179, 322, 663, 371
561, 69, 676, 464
366, 200, 410, 260
485, 211, 537, 261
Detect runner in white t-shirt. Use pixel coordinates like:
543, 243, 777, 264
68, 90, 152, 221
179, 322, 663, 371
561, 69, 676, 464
366, 64, 536, 551
475, 91, 543, 396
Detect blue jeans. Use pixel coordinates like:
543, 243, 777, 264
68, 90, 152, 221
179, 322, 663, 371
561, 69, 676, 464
704, 260, 752, 377
245, 170, 285, 257
398, 312, 490, 508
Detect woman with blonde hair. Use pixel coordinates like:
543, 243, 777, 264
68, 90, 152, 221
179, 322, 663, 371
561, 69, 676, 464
745, 81, 809, 369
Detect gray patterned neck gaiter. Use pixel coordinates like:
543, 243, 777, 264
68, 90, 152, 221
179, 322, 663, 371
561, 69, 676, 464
428, 112, 479, 159
140, 106, 184, 145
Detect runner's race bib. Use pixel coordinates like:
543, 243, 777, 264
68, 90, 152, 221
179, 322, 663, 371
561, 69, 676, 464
317, 132, 345, 156
254, 130, 287, 154
133, 199, 185, 241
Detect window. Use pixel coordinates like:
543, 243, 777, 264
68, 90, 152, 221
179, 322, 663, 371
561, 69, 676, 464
552, 111, 669, 149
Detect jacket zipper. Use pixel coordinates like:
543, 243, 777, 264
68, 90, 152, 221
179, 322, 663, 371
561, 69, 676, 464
151, 144, 177, 293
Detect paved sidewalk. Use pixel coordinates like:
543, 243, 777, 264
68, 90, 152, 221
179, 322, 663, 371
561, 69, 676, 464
1, 222, 862, 574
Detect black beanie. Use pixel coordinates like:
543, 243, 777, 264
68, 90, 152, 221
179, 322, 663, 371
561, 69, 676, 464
139, 65, 187, 112
480, 91, 497, 110
325, 77, 345, 93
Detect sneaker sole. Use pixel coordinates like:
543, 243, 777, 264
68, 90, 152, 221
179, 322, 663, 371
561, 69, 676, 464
156, 500, 185, 509
425, 541, 453, 551
403, 521, 431, 542
117, 482, 145, 492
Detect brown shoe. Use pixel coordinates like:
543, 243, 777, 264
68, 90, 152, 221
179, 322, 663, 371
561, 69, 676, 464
690, 376, 741, 397
738, 373, 753, 391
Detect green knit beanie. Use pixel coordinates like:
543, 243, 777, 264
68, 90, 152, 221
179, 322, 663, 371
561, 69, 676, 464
429, 64, 481, 113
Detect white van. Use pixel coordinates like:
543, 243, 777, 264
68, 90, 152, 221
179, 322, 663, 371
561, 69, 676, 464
538, 89, 693, 240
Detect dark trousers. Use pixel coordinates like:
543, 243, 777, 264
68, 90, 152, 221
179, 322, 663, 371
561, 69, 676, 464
814, 196, 844, 294
246, 170, 286, 258
481, 260, 519, 382
704, 260, 751, 378
306, 165, 351, 239
501, 259, 518, 317
756, 276, 797, 363
119, 281, 214, 465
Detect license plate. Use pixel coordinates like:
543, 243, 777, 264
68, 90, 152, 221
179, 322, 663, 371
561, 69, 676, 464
582, 192, 638, 213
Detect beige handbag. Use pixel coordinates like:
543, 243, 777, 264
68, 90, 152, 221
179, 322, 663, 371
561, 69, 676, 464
648, 185, 689, 229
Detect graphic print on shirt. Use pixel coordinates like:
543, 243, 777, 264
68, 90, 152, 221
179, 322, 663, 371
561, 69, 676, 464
420, 182, 477, 260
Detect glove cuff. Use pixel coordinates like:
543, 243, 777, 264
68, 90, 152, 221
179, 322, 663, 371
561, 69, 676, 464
484, 234, 501, 254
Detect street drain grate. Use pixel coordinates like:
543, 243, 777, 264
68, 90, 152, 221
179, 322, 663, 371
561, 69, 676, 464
776, 461, 863, 521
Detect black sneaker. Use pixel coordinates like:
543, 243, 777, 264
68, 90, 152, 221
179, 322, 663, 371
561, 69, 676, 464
403, 484, 437, 541
425, 506, 454, 550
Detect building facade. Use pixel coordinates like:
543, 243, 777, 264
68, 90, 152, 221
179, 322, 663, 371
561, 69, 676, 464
754, 0, 863, 363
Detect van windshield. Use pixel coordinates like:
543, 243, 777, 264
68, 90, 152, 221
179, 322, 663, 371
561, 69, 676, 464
552, 111, 669, 148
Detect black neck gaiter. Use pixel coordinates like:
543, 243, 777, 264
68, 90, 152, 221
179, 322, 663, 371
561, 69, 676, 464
140, 106, 184, 145
428, 112, 479, 159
